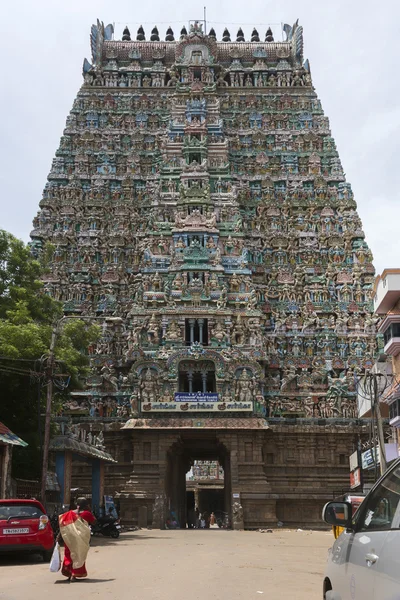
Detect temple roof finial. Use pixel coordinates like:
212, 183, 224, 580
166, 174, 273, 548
136, 25, 145, 41
236, 28, 245, 42
208, 27, 216, 39
222, 28, 231, 42
265, 27, 274, 42
122, 26, 131, 41
150, 26, 160, 41
165, 26, 174, 41
251, 28, 260, 42
180, 25, 188, 39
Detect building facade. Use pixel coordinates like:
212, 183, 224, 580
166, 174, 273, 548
374, 270, 400, 446
31, 20, 377, 528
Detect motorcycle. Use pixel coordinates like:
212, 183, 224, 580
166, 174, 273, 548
91, 516, 121, 538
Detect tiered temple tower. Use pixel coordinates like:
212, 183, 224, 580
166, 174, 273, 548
31, 20, 379, 528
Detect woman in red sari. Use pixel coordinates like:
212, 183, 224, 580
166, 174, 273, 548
59, 497, 96, 580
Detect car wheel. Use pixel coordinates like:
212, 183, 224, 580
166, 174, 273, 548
42, 550, 53, 562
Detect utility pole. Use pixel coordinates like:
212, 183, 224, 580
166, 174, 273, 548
361, 371, 387, 478
40, 315, 123, 505
373, 374, 387, 475
40, 323, 59, 503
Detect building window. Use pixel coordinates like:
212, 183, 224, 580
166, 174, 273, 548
384, 323, 400, 345
390, 399, 400, 421
185, 318, 208, 345
191, 50, 203, 65
339, 454, 347, 465
193, 69, 202, 80
266, 453, 275, 465
189, 152, 201, 164
178, 360, 216, 393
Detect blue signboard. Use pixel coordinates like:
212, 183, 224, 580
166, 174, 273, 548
174, 392, 219, 402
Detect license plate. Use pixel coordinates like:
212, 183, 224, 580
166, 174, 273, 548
115, 525, 121, 529
3, 528, 29, 534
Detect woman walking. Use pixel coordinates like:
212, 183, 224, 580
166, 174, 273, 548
58, 497, 96, 580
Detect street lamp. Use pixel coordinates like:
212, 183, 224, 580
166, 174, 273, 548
40, 315, 123, 504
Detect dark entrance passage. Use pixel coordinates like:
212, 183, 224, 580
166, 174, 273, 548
197, 488, 225, 515
186, 490, 195, 512
165, 433, 231, 529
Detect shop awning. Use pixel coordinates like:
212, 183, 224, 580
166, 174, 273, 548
0, 422, 28, 447
49, 435, 116, 463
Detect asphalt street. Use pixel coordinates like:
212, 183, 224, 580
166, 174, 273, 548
0, 529, 332, 600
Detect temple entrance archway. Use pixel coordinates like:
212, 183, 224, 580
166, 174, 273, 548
165, 432, 231, 528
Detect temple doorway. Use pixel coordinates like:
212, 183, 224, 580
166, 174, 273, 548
186, 460, 225, 527
165, 433, 231, 529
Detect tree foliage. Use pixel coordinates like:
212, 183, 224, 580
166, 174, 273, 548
0, 230, 99, 478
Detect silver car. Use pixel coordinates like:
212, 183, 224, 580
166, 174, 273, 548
322, 458, 400, 599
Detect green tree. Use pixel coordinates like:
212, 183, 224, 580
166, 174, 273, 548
0, 230, 99, 478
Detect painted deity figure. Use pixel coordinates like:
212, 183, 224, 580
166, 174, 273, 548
140, 368, 158, 403
212, 321, 229, 344
147, 313, 160, 344
166, 320, 181, 341
235, 370, 255, 402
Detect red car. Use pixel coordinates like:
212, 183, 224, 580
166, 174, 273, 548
0, 499, 54, 561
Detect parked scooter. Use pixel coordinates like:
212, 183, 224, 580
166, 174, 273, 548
91, 515, 121, 538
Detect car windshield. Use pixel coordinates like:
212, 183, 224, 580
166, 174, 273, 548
0, 504, 44, 520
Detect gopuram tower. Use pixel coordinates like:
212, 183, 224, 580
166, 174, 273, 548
31, 20, 378, 528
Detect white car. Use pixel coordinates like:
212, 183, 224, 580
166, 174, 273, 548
322, 458, 400, 599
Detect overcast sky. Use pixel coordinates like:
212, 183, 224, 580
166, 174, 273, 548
1, 0, 399, 275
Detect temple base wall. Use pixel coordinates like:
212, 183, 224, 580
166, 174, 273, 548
70, 423, 366, 528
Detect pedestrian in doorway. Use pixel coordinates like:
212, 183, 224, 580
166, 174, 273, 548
58, 497, 96, 580
210, 512, 216, 526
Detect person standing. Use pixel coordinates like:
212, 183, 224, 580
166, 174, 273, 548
58, 497, 96, 580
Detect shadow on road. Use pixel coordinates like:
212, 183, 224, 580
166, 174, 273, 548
90, 532, 173, 545
0, 553, 46, 567
55, 578, 116, 584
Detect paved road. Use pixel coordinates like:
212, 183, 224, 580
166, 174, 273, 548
0, 529, 332, 600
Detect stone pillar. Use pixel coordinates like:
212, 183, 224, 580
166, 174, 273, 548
55, 450, 72, 507
198, 318, 204, 344
201, 372, 207, 393
0, 445, 12, 498
179, 457, 187, 528
187, 371, 193, 393
189, 318, 195, 344
91, 459, 105, 514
